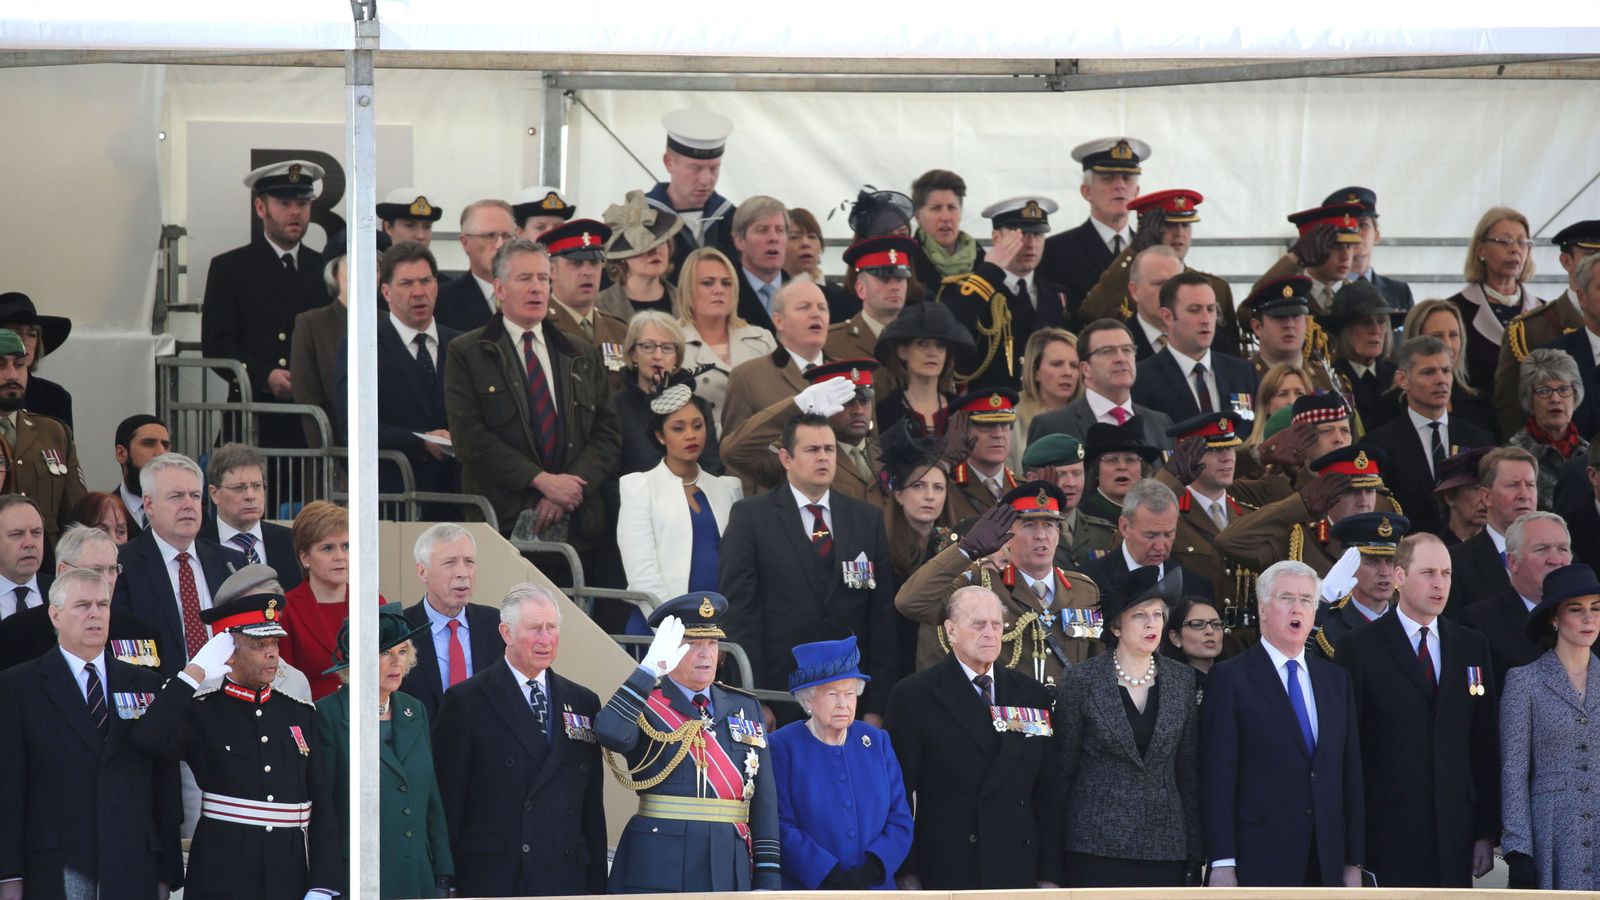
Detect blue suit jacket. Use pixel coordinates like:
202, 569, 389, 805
110, 532, 245, 677
1200, 642, 1364, 886
1132, 347, 1261, 425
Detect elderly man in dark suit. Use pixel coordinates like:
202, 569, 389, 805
1201, 559, 1365, 887
1362, 336, 1495, 537
398, 523, 506, 721
200, 160, 329, 456
1446, 447, 1538, 617
885, 585, 1062, 889
1027, 318, 1173, 451
435, 200, 517, 333
197, 443, 300, 591
720, 412, 899, 718
1460, 512, 1575, 692
432, 583, 606, 897
0, 567, 183, 900
339, 242, 462, 496
110, 454, 245, 678
1132, 271, 1259, 425
1037, 136, 1149, 306
444, 239, 621, 574
1336, 533, 1499, 887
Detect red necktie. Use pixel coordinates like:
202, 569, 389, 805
1110, 407, 1130, 426
447, 619, 468, 687
175, 551, 207, 658
806, 504, 833, 559
521, 332, 563, 468
1417, 625, 1436, 693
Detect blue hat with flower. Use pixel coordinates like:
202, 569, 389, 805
788, 635, 871, 693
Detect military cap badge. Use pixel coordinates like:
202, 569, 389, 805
698, 596, 716, 618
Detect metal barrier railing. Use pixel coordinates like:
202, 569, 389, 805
572, 586, 662, 618
155, 356, 334, 461
510, 537, 587, 591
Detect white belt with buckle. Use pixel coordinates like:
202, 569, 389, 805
200, 792, 312, 828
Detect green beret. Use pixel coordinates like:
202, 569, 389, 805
1262, 404, 1295, 441
1022, 433, 1085, 469
0, 329, 24, 358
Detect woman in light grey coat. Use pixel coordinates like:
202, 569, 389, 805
1501, 563, 1600, 890
1056, 566, 1201, 887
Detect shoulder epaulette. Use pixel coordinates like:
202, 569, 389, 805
1563, 325, 1580, 335
1080, 512, 1117, 529
1289, 523, 1305, 561
940, 272, 996, 301
714, 681, 759, 699
1329, 592, 1351, 610
1507, 318, 1530, 362
1313, 626, 1337, 660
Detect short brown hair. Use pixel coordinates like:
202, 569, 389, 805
1157, 269, 1213, 311
1393, 532, 1444, 571
1478, 446, 1539, 489
379, 241, 439, 286
291, 500, 348, 564
788, 208, 823, 240
1078, 318, 1134, 357
910, 170, 967, 210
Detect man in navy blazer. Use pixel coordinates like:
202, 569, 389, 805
1027, 318, 1173, 452
1201, 559, 1365, 887
399, 523, 506, 721
432, 583, 606, 897
1132, 270, 1260, 424
1361, 336, 1494, 537
110, 454, 245, 677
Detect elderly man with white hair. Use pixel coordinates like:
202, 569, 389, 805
432, 583, 607, 897
398, 522, 504, 721
1200, 560, 1365, 887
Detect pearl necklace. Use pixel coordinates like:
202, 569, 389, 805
807, 718, 848, 746
1114, 653, 1157, 687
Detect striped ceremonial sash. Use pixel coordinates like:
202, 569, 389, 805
644, 690, 753, 858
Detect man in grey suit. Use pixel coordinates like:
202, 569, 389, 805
1027, 318, 1173, 452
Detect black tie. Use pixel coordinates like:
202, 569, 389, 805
10, 585, 28, 617
1014, 279, 1032, 309
280, 252, 296, 273
973, 673, 994, 705
1193, 362, 1214, 413
413, 333, 436, 380
85, 661, 108, 740
1111, 235, 1125, 255
1428, 421, 1446, 477
692, 693, 713, 721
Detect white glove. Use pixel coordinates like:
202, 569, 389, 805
1321, 547, 1361, 603
793, 377, 857, 418
639, 615, 690, 677
189, 631, 236, 682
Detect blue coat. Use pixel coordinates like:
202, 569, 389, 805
596, 667, 780, 892
769, 719, 913, 889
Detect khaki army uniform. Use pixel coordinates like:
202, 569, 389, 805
0, 409, 86, 545
720, 391, 889, 511
941, 461, 1016, 527
1495, 289, 1584, 437
823, 312, 884, 362
1054, 508, 1117, 570
549, 301, 630, 390
894, 541, 1101, 687
1216, 492, 1347, 578
1249, 351, 1340, 395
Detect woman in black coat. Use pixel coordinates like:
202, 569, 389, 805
609, 311, 722, 477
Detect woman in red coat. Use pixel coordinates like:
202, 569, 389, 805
279, 500, 383, 699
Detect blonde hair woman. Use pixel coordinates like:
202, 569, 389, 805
675, 246, 777, 428
1403, 298, 1499, 437
1445, 206, 1542, 395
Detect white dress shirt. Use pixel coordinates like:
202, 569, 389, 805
216, 519, 269, 568
1395, 606, 1441, 674
60, 646, 110, 703
957, 657, 998, 703
507, 657, 549, 712
1407, 405, 1449, 479
473, 273, 497, 313
0, 572, 42, 619
1187, 486, 1229, 529
1134, 314, 1167, 352
1121, 543, 1164, 580
1309, 275, 1342, 311
1089, 217, 1133, 254
120, 484, 147, 529
792, 485, 832, 540
389, 312, 441, 370
784, 344, 825, 372
152, 533, 214, 622
1085, 388, 1136, 426
503, 317, 558, 411
1261, 639, 1320, 743
264, 235, 301, 262
1171, 348, 1221, 412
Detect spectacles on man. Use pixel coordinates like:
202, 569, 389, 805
465, 232, 517, 244
1088, 344, 1137, 359
1481, 236, 1534, 251
1532, 384, 1576, 399
1184, 618, 1224, 632
218, 481, 266, 496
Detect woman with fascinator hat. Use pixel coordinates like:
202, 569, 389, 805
617, 380, 744, 608
314, 607, 453, 898
597, 190, 684, 323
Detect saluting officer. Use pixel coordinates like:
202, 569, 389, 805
942, 389, 1022, 525
826, 235, 917, 362
1218, 444, 1390, 580
0, 328, 86, 547
897, 482, 1101, 684
131, 588, 337, 899
1156, 412, 1260, 623
1308, 512, 1410, 660
1019, 433, 1117, 570
595, 593, 780, 892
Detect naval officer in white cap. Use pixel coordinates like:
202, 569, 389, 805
645, 108, 739, 274
1037, 136, 1152, 306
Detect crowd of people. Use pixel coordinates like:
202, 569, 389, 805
0, 102, 1599, 899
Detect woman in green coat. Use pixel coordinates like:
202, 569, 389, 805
316, 607, 455, 898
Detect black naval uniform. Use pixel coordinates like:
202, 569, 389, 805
1308, 595, 1384, 661
132, 676, 337, 899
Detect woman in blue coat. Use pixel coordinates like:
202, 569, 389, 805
770, 636, 914, 890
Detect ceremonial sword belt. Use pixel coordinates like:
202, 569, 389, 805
637, 794, 751, 824
200, 792, 312, 829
